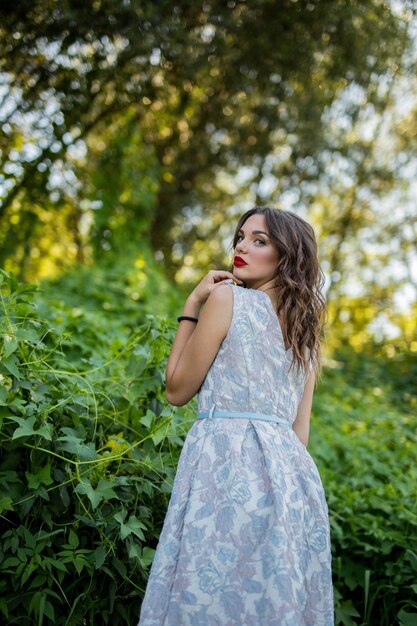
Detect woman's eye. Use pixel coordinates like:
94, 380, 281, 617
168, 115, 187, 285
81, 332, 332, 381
236, 235, 265, 245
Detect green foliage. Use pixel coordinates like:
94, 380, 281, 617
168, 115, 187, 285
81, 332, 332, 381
310, 348, 417, 626
36, 240, 185, 325
1, 266, 416, 624
0, 269, 195, 624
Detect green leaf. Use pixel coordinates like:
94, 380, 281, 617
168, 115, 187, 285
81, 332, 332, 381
139, 546, 155, 569
15, 284, 38, 297
56, 428, 97, 460
72, 394, 92, 408
9, 397, 26, 410
2, 354, 21, 379
21, 563, 35, 585
43, 600, 55, 622
68, 529, 79, 548
73, 557, 87, 575
51, 560, 67, 573
405, 549, 417, 570
29, 573, 47, 589
0, 386, 8, 406
23, 527, 36, 550
1, 556, 20, 568
112, 557, 126, 578
15, 328, 40, 343
151, 428, 166, 446
114, 511, 146, 541
0, 497, 13, 514
94, 546, 106, 569
0, 597, 9, 618
3, 336, 18, 358
75, 479, 118, 510
127, 542, 141, 562
139, 411, 154, 428
25, 465, 53, 489
10, 416, 52, 441
335, 600, 361, 626
398, 610, 417, 626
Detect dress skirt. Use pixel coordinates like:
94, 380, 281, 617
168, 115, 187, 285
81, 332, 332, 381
137, 413, 334, 626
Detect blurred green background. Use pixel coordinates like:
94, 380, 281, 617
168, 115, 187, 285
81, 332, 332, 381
0, 1, 416, 624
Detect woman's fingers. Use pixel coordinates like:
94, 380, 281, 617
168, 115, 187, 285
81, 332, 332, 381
211, 280, 244, 293
211, 270, 243, 284
189, 270, 244, 304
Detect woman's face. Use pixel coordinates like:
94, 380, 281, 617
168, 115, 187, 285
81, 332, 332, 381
233, 214, 279, 289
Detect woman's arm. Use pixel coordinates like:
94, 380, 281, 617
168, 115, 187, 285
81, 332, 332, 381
292, 369, 315, 448
165, 270, 242, 406
165, 293, 202, 388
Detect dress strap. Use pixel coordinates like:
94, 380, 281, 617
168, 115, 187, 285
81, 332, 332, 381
197, 409, 292, 428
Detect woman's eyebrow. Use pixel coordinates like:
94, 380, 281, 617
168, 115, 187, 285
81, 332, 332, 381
238, 229, 270, 237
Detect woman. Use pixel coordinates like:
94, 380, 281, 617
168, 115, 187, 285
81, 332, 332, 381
138, 206, 334, 625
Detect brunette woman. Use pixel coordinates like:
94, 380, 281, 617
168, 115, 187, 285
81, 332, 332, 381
138, 206, 334, 626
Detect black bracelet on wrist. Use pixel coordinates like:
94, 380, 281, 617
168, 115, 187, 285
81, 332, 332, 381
177, 315, 199, 323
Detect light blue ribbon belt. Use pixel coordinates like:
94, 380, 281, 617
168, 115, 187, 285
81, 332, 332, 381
197, 407, 291, 428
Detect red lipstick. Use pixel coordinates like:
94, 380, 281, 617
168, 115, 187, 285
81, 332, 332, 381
234, 256, 248, 267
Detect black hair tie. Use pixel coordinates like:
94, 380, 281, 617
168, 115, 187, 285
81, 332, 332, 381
177, 315, 198, 323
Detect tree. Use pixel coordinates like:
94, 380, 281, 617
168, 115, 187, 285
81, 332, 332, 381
0, 0, 412, 281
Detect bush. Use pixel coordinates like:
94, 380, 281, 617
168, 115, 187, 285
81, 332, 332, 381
311, 350, 417, 626
0, 269, 194, 624
1, 268, 416, 625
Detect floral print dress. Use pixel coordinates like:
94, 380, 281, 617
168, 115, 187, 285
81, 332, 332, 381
137, 283, 334, 626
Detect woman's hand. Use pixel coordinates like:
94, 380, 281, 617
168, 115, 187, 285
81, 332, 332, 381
189, 270, 244, 306
167, 270, 244, 404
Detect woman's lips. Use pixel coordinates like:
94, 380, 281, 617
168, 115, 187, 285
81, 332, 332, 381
234, 259, 248, 267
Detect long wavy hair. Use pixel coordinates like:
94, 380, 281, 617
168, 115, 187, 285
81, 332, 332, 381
228, 206, 327, 379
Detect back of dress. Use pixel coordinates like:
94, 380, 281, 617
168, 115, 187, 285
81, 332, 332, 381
198, 283, 310, 424
138, 283, 334, 626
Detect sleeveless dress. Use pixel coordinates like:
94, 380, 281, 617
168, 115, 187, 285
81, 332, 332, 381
137, 284, 334, 626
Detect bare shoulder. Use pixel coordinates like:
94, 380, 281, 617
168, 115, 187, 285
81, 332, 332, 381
207, 282, 234, 304
199, 283, 233, 338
